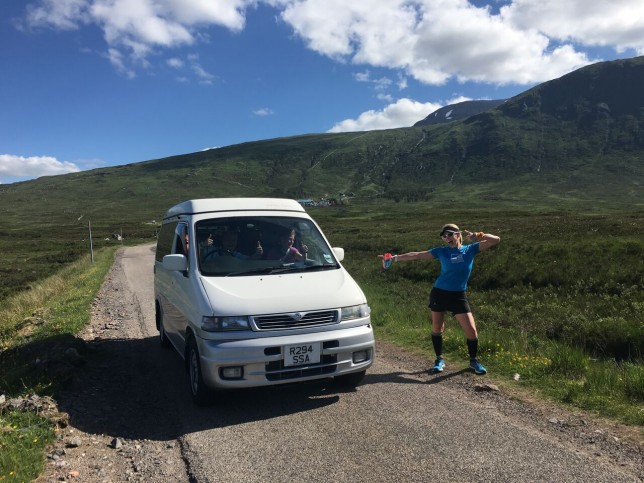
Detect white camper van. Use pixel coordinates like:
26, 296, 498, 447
154, 198, 375, 404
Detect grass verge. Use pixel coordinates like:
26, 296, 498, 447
366, 283, 644, 428
0, 248, 116, 482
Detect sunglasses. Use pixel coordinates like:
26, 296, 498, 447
441, 231, 459, 239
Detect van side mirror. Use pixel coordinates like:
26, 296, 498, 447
163, 254, 188, 272
332, 247, 344, 262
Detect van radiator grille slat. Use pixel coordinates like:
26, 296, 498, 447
253, 310, 338, 330
265, 354, 338, 381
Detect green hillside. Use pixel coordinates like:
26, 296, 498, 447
1, 56, 643, 301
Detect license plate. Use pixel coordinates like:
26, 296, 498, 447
284, 343, 321, 366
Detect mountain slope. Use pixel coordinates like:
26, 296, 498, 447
414, 99, 506, 126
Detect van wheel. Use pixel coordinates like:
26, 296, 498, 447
186, 336, 212, 406
334, 370, 366, 388
156, 305, 170, 348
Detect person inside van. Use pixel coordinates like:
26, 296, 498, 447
266, 228, 307, 263
203, 230, 263, 261
177, 224, 189, 257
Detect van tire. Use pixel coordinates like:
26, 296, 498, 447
334, 370, 366, 388
156, 304, 171, 348
186, 335, 212, 406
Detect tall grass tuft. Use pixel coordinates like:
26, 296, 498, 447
545, 346, 589, 378
621, 362, 644, 402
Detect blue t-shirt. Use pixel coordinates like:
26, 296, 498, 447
429, 243, 480, 291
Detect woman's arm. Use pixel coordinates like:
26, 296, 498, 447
397, 250, 435, 261
378, 250, 434, 263
463, 230, 500, 251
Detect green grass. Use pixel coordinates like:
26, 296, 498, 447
0, 248, 116, 482
0, 411, 56, 482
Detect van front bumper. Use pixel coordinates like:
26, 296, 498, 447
196, 324, 375, 389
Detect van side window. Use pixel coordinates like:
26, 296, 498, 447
155, 221, 178, 262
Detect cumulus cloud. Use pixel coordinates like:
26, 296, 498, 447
275, 0, 612, 85
0, 154, 81, 182
327, 97, 464, 133
20, 0, 644, 83
500, 0, 644, 55
23, 0, 252, 74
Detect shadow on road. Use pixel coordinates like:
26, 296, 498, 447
53, 335, 345, 442
361, 368, 469, 386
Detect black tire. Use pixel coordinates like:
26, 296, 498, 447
156, 304, 171, 348
186, 335, 212, 406
334, 370, 366, 388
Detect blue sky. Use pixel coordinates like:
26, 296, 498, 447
2, 0, 643, 184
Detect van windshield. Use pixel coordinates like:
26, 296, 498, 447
195, 216, 340, 277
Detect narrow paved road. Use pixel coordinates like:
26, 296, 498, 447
42, 245, 642, 482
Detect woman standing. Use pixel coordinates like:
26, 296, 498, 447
379, 224, 500, 374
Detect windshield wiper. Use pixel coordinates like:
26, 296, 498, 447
224, 267, 280, 277
225, 263, 337, 277
298, 263, 338, 271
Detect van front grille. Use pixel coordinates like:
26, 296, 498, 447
265, 354, 338, 381
252, 310, 338, 330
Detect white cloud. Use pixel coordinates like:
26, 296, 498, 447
275, 0, 644, 85
397, 74, 408, 90
162, 0, 248, 28
354, 71, 371, 83
0, 154, 81, 182
19, 0, 644, 84
167, 57, 183, 68
90, 0, 193, 49
253, 108, 274, 116
191, 62, 215, 83
500, 0, 644, 55
165, 53, 215, 83
327, 97, 452, 133
106, 47, 136, 78
24, 0, 90, 30
23, 0, 253, 74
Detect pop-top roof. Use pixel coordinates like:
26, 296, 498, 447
163, 198, 305, 219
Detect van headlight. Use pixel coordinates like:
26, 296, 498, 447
201, 316, 250, 332
341, 304, 371, 321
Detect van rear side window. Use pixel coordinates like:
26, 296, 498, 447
155, 221, 178, 262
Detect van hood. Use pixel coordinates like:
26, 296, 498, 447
199, 268, 365, 315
